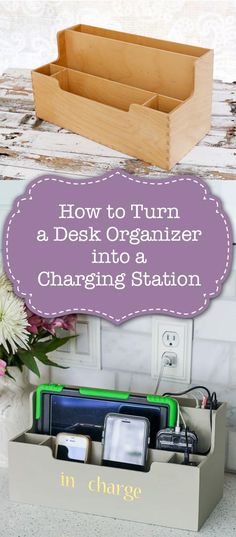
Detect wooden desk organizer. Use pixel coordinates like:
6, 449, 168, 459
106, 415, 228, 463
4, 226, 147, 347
32, 25, 213, 169
9, 397, 225, 531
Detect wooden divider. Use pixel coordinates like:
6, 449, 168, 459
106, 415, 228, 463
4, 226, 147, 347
144, 94, 183, 112
35, 63, 66, 76
62, 29, 196, 100
51, 68, 158, 111
75, 24, 208, 58
51, 68, 183, 114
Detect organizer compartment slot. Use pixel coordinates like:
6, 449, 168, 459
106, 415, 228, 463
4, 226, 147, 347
51, 68, 158, 111
40, 436, 56, 448
39, 439, 174, 469
50, 64, 67, 75
63, 29, 196, 100
90, 440, 103, 465
75, 25, 208, 58
12, 433, 187, 470
148, 448, 174, 467
35, 63, 67, 76
179, 406, 212, 454
51, 68, 69, 91
144, 95, 183, 112
168, 453, 206, 467
89, 446, 176, 470
12, 432, 51, 445
144, 95, 159, 109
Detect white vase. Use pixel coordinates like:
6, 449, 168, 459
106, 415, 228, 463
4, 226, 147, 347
0, 367, 33, 467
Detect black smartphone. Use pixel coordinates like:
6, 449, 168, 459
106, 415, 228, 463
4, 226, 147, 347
102, 413, 150, 471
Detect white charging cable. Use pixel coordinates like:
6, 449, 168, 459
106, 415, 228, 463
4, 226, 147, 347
154, 355, 172, 395
173, 401, 186, 433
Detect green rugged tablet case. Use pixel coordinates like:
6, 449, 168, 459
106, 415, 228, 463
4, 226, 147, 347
35, 383, 178, 428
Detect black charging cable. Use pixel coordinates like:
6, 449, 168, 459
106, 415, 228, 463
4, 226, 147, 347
162, 385, 211, 400
163, 386, 218, 457
183, 426, 190, 465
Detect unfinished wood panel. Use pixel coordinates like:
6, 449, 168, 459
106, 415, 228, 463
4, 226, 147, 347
52, 68, 157, 111
63, 29, 196, 100
169, 50, 213, 168
32, 72, 170, 168
30, 25, 212, 169
145, 95, 183, 112
77, 24, 208, 57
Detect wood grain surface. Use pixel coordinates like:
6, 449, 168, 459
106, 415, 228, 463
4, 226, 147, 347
0, 69, 235, 181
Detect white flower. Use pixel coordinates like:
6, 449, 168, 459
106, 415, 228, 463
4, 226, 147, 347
0, 273, 13, 292
0, 289, 29, 354
0, 266, 13, 293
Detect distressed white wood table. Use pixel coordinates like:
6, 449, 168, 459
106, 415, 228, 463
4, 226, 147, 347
0, 69, 235, 181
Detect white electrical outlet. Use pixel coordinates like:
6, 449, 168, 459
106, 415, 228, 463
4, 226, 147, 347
151, 316, 193, 383
162, 331, 179, 347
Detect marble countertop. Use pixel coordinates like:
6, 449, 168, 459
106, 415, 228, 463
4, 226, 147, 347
0, 468, 235, 537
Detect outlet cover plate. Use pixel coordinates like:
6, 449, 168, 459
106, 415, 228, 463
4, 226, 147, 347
151, 316, 193, 383
52, 315, 101, 369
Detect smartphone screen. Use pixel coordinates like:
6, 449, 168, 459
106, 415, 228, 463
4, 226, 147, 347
119, 404, 161, 447
103, 415, 148, 466
57, 435, 88, 462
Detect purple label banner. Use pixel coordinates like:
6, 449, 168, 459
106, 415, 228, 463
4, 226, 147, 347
3, 169, 232, 324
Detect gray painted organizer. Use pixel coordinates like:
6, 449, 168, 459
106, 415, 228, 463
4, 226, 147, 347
8, 397, 226, 531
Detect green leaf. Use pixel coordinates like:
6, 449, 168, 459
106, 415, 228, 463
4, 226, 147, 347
16, 359, 23, 372
17, 350, 40, 377
31, 342, 52, 354
9, 354, 23, 370
34, 351, 68, 369
42, 335, 76, 354
36, 329, 51, 340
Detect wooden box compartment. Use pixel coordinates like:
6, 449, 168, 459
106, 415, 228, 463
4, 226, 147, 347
32, 24, 213, 170
9, 396, 226, 531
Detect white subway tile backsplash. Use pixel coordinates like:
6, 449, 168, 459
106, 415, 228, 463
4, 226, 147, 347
51, 366, 115, 389
115, 371, 157, 394
221, 271, 236, 299
129, 373, 156, 394
102, 316, 152, 334
194, 299, 236, 342
114, 372, 133, 391
192, 339, 232, 385
101, 327, 151, 373
229, 346, 236, 385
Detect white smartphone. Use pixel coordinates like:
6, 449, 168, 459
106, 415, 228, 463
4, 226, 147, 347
55, 433, 91, 463
102, 413, 150, 470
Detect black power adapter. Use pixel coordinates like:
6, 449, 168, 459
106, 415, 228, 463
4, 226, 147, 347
156, 428, 198, 454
